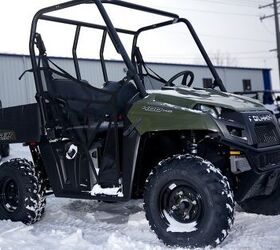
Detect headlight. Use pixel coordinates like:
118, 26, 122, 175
195, 104, 220, 119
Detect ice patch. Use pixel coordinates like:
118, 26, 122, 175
203, 160, 222, 175
215, 238, 221, 245
127, 212, 147, 227
226, 203, 233, 213
90, 184, 124, 197
222, 229, 227, 237
176, 155, 184, 160
60, 229, 90, 246
227, 193, 234, 203
30, 198, 38, 205
158, 157, 171, 166
0, 225, 27, 236
163, 210, 197, 233
26, 205, 36, 212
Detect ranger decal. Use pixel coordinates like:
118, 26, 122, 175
142, 106, 172, 113
0, 130, 16, 141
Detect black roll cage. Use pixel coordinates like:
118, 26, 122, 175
29, 0, 226, 102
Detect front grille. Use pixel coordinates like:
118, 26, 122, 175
254, 123, 280, 146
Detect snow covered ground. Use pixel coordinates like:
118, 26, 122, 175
0, 144, 280, 250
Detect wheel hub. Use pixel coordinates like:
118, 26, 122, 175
172, 197, 195, 219
0, 178, 19, 213
162, 183, 202, 224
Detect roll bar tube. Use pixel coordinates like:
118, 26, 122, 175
100, 30, 109, 82
101, 0, 179, 19
29, 0, 226, 107
94, 0, 147, 97
73, 26, 82, 81
132, 18, 227, 92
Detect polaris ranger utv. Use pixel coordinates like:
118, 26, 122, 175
0, 0, 279, 248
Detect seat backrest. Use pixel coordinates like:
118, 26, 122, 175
47, 78, 118, 126
103, 81, 138, 114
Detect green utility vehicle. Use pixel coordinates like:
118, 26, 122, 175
0, 0, 279, 248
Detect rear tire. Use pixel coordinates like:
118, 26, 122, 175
0, 144, 10, 158
0, 159, 46, 224
144, 155, 234, 248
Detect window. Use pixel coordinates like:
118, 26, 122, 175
203, 78, 213, 88
243, 79, 252, 91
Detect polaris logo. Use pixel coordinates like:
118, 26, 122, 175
248, 114, 273, 123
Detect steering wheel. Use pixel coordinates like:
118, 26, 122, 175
166, 70, 194, 87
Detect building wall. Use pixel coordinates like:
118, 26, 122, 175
0, 55, 35, 108
0, 54, 269, 108
147, 64, 265, 93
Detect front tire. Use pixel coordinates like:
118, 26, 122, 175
0, 159, 46, 224
144, 155, 234, 248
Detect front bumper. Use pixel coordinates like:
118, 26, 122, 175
216, 110, 280, 173
221, 137, 280, 173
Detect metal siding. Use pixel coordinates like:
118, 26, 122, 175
0, 55, 36, 107
0, 54, 267, 107
221, 68, 264, 92
145, 64, 264, 92
50, 59, 126, 87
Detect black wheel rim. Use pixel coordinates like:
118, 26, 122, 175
159, 180, 203, 230
1, 178, 19, 213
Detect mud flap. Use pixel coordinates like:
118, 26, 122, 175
234, 169, 280, 202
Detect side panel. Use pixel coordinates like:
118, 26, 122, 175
127, 95, 220, 135
0, 104, 41, 143
39, 141, 92, 198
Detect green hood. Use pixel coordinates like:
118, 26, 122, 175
147, 87, 266, 112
